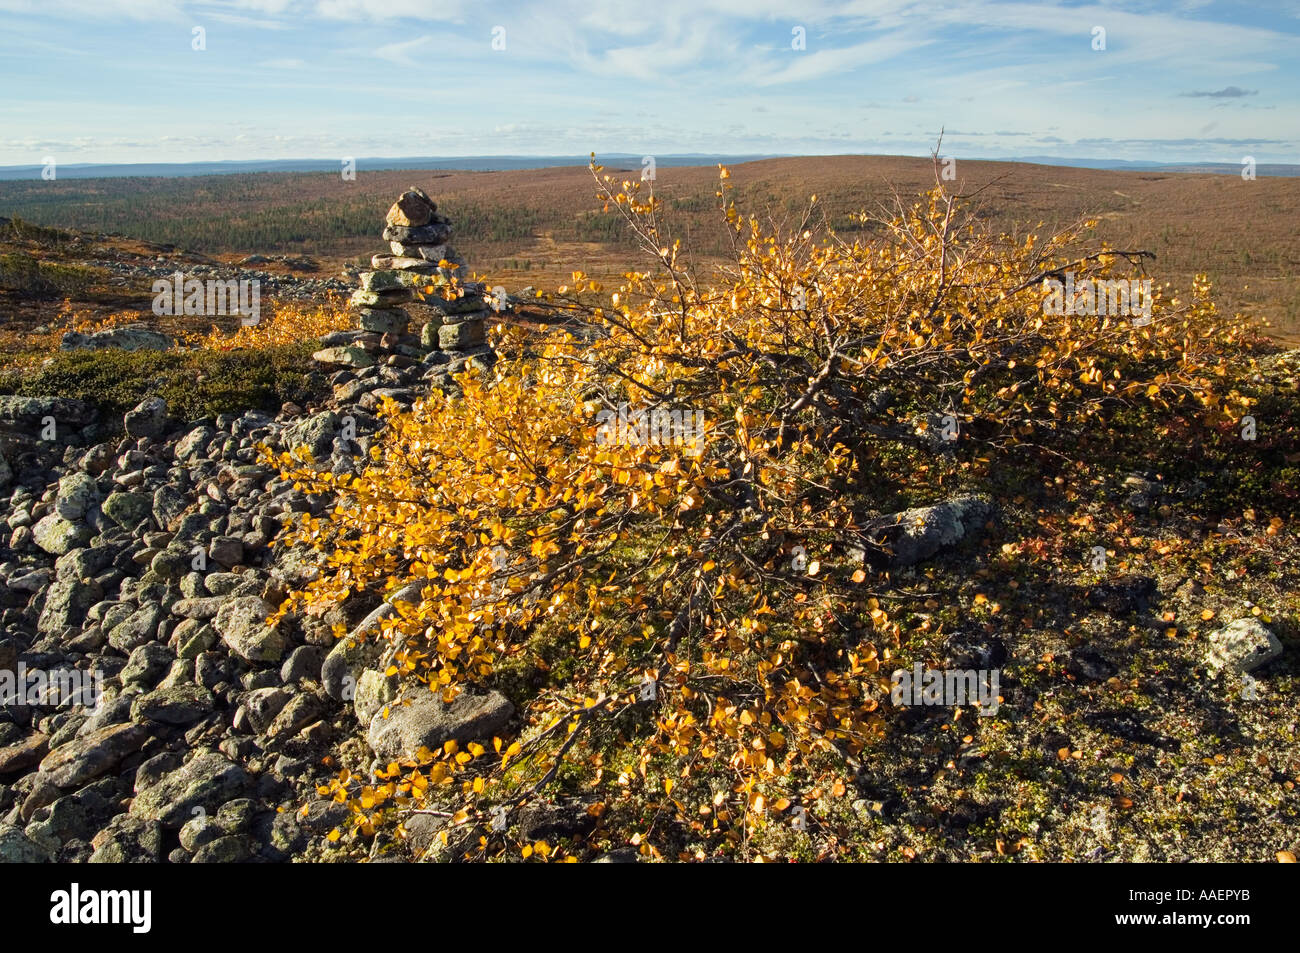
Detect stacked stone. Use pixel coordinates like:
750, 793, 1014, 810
313, 188, 495, 402
364, 187, 491, 357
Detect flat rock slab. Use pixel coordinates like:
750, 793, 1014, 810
61, 325, 173, 352
131, 684, 216, 726
0, 732, 49, 775
39, 722, 151, 789
0, 395, 93, 424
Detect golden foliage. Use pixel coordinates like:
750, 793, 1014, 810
271, 164, 1255, 860
185, 296, 353, 351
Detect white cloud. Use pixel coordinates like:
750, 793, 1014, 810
374, 33, 436, 66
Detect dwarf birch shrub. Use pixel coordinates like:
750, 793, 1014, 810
269, 164, 1255, 859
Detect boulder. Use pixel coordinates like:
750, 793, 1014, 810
106, 602, 166, 652
102, 490, 153, 530
242, 687, 291, 734
439, 319, 486, 350
55, 471, 100, 521
175, 426, 216, 463
130, 684, 215, 726
1207, 618, 1283, 675
128, 750, 251, 828
0, 732, 50, 775
366, 689, 513, 761
0, 395, 93, 430
282, 411, 339, 462
31, 513, 93, 556
383, 221, 453, 246
36, 577, 102, 635
359, 270, 407, 292
38, 722, 151, 789
60, 324, 173, 352
152, 484, 189, 530
124, 395, 170, 439
349, 287, 411, 309
358, 309, 410, 334
214, 596, 286, 663
860, 494, 992, 568
0, 824, 52, 863
385, 189, 436, 228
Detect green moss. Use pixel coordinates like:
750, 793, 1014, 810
0, 343, 324, 427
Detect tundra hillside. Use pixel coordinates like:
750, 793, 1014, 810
0, 164, 1295, 863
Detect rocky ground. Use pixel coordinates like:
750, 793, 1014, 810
0, 211, 1294, 865
1, 362, 1293, 863
0, 303, 504, 863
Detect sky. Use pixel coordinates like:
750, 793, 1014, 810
0, 0, 1297, 165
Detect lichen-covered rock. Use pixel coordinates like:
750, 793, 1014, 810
359, 270, 407, 292
120, 643, 174, 689
0, 823, 54, 862
37, 577, 102, 635
175, 425, 217, 463
124, 395, 170, 439
31, 513, 93, 556
358, 308, 409, 334
282, 410, 339, 461
263, 691, 327, 741
88, 813, 164, 863
312, 345, 375, 368
354, 668, 397, 727
60, 324, 172, 352
102, 490, 153, 529
38, 722, 151, 789
152, 484, 189, 530
55, 471, 100, 521
1207, 618, 1283, 675
130, 684, 215, 726
439, 319, 486, 350
241, 687, 291, 734
107, 603, 165, 652
861, 494, 992, 568
214, 596, 286, 663
129, 750, 251, 828
366, 689, 513, 761
0, 395, 93, 431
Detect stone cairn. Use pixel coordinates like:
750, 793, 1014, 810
311, 187, 495, 407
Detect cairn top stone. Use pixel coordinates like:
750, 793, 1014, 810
386, 188, 436, 228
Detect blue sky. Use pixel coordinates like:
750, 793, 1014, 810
0, 0, 1297, 165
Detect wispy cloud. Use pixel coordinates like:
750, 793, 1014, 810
1181, 86, 1258, 97
0, 0, 1296, 164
